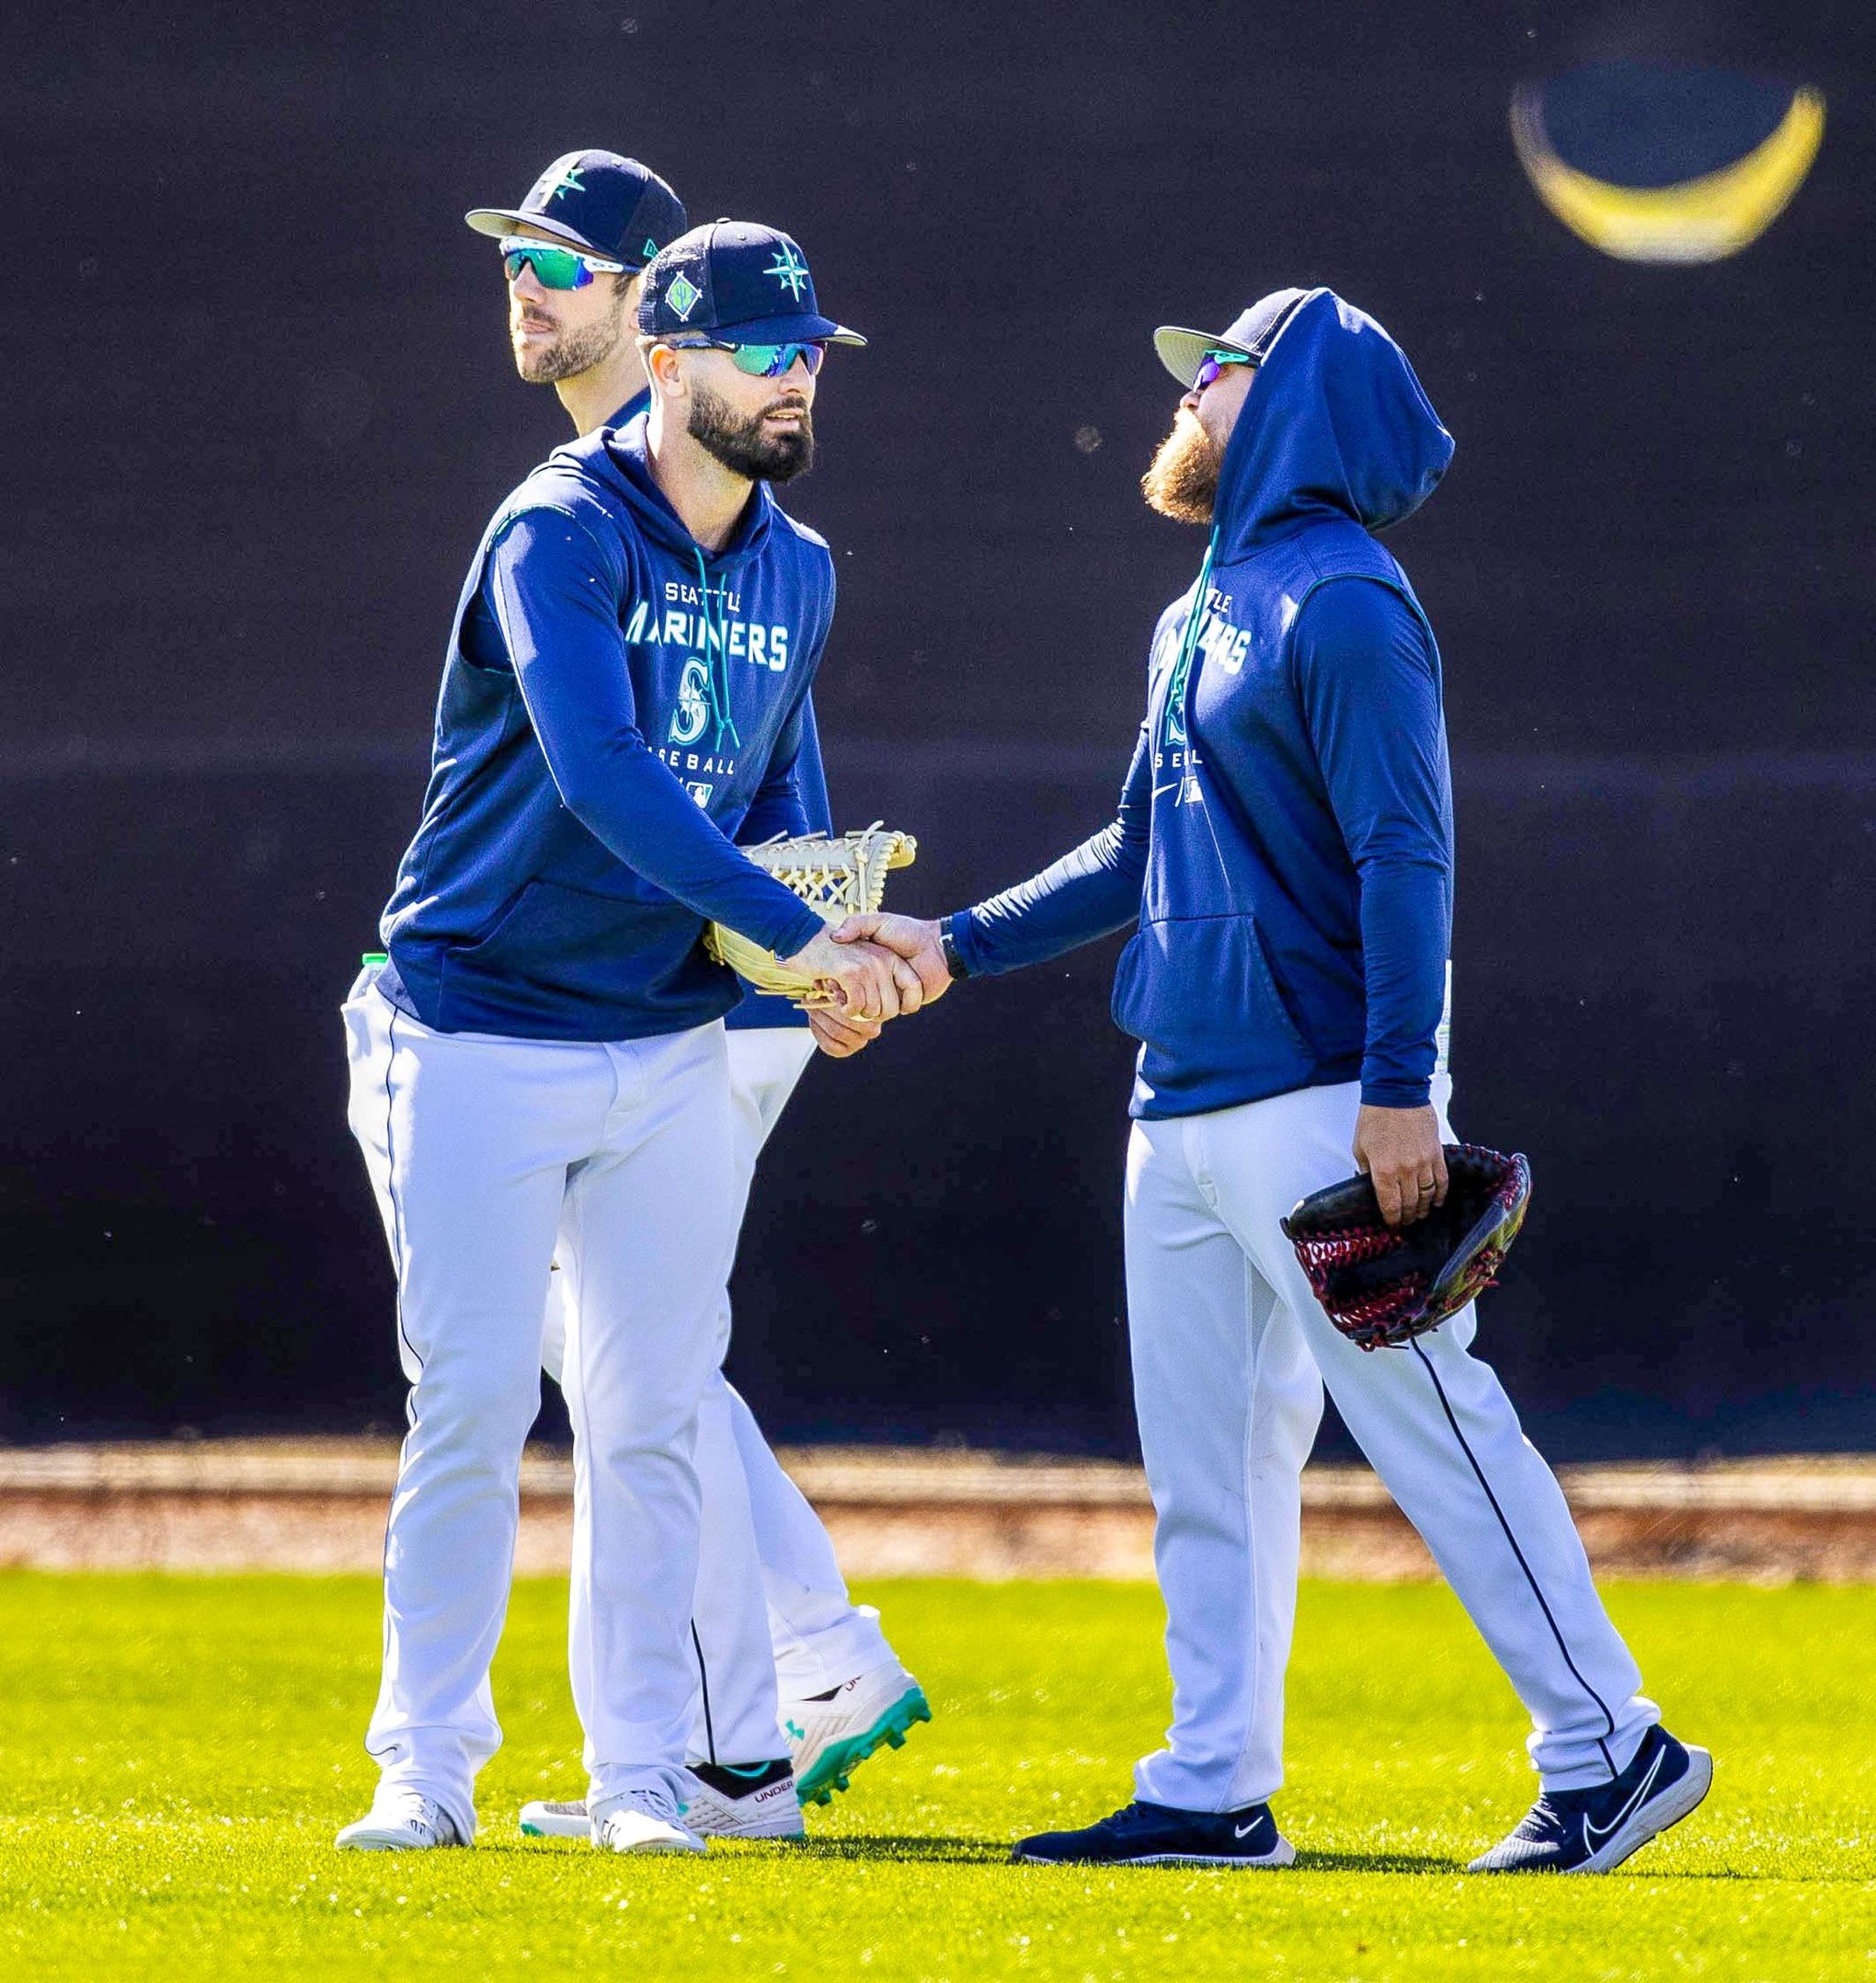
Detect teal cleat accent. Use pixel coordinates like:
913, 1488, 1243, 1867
795, 1683, 932, 1806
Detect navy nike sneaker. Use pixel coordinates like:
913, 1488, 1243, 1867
1468, 1725, 1713, 1874
1012, 1797, 1295, 1867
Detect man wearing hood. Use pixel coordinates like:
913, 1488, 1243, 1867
336, 222, 909, 1857
841, 289, 1711, 1874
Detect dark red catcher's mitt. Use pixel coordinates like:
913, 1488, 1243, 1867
1280, 1144, 1532, 1351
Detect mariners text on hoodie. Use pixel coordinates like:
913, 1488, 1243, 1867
376, 410, 833, 1041
948, 290, 1458, 1118
593, 388, 833, 1037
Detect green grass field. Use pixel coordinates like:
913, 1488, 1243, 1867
0, 1574, 1870, 1980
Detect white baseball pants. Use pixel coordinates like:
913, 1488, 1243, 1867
1126, 1074, 1658, 1814
342, 980, 755, 1836
541, 1025, 892, 1760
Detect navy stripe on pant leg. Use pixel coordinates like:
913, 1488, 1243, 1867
1410, 1339, 1618, 1777
691, 1622, 717, 1765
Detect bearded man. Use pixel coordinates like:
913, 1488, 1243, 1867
453, 151, 930, 1844
336, 220, 909, 1857
840, 289, 1711, 1874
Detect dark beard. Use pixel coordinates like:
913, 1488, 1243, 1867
687, 383, 816, 482
1141, 410, 1222, 523
517, 304, 626, 385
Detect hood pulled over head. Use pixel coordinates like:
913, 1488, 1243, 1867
1208, 288, 1454, 553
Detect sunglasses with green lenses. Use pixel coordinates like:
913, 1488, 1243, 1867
661, 337, 829, 378
1192, 349, 1257, 393
499, 235, 627, 291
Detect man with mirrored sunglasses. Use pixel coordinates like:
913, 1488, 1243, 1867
452, 150, 933, 1841
336, 214, 915, 1858
840, 288, 1710, 1874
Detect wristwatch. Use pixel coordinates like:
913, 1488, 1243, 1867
937, 920, 970, 982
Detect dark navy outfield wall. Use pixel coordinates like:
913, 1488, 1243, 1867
3, 740, 1870, 1457
2, 0, 1872, 1453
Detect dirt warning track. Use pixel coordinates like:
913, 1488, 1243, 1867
2, 1442, 1871, 1581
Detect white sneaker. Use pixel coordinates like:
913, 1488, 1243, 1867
334, 1790, 465, 1851
594, 1786, 706, 1855
784, 1657, 932, 1805
522, 1759, 805, 1842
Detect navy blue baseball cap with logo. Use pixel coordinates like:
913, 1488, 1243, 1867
465, 150, 686, 271
639, 221, 866, 347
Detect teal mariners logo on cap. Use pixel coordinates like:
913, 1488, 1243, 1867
763, 243, 811, 298
666, 273, 703, 321
547, 163, 586, 201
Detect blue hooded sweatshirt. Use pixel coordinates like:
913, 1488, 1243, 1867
588, 389, 830, 1037
949, 288, 1457, 1118
376, 408, 835, 1041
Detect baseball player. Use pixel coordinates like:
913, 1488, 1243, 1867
457, 152, 931, 1841
841, 288, 1712, 1873
336, 219, 911, 1856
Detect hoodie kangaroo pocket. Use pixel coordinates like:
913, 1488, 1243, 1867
1112, 913, 1312, 1075
448, 879, 681, 995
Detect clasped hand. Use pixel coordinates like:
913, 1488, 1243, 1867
775, 912, 950, 1060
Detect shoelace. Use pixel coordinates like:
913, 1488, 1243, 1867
1515, 1792, 1579, 1840
378, 1792, 446, 1833
611, 1788, 681, 1827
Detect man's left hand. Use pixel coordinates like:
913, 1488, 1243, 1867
1353, 1104, 1448, 1228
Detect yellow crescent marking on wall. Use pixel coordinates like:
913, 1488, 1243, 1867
1510, 84, 1825, 263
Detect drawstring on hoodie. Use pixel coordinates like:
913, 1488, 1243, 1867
692, 546, 742, 752
1160, 528, 1218, 752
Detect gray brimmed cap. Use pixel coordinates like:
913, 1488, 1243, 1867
1154, 288, 1311, 387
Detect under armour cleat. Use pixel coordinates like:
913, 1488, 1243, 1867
783, 1658, 932, 1805
680, 1759, 805, 1840
522, 1759, 804, 1840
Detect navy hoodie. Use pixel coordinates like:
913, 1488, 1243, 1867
593, 390, 829, 1037
376, 410, 834, 1040
950, 289, 1457, 1118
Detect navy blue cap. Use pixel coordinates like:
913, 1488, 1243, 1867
465, 150, 686, 271
638, 221, 865, 346
1154, 290, 1311, 387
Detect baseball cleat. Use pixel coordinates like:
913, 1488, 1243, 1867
1467, 1725, 1714, 1874
334, 1790, 466, 1851
522, 1760, 805, 1841
784, 1658, 932, 1805
518, 1796, 589, 1840
681, 1759, 805, 1840
1012, 1798, 1295, 1868
593, 1786, 705, 1855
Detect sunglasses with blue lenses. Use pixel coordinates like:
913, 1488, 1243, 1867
499, 235, 627, 291
661, 337, 829, 378
1192, 349, 1258, 394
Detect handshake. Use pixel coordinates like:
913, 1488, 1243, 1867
777, 914, 948, 1060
